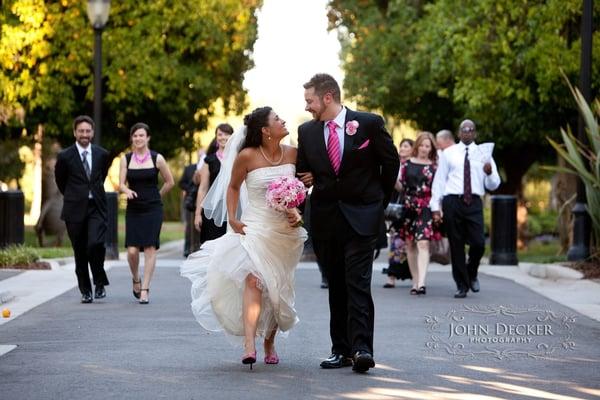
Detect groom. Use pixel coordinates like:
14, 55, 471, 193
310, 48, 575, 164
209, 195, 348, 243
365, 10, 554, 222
297, 73, 399, 372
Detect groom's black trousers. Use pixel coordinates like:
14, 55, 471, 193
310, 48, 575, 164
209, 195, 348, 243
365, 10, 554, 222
312, 210, 377, 357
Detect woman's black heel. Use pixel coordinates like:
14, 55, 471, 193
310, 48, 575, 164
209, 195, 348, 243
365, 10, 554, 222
417, 286, 426, 295
132, 278, 141, 299
242, 351, 257, 370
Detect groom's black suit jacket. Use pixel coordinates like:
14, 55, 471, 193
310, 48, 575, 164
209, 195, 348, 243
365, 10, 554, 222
297, 108, 399, 239
55, 144, 110, 223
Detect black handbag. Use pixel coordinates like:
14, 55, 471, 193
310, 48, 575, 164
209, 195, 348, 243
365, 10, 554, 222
384, 203, 404, 221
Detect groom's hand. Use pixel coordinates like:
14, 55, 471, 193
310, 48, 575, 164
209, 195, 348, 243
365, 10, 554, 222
297, 172, 313, 188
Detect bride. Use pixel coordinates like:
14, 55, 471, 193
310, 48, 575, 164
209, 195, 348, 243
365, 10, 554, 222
181, 107, 308, 369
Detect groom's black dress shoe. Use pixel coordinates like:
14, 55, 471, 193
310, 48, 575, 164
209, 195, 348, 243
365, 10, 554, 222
94, 285, 106, 299
320, 353, 353, 369
470, 278, 480, 293
81, 292, 93, 303
352, 351, 375, 373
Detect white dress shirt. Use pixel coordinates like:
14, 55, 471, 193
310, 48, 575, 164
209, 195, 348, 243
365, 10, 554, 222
430, 141, 501, 212
75, 142, 93, 198
75, 142, 92, 173
324, 106, 347, 154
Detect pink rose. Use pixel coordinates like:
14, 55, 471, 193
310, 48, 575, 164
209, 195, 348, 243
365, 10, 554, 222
345, 120, 359, 136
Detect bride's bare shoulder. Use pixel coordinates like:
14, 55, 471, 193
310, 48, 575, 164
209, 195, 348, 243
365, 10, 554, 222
282, 145, 297, 163
283, 145, 297, 155
237, 147, 258, 160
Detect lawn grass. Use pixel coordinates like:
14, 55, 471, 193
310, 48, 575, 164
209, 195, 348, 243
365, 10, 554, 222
484, 237, 567, 264
518, 239, 567, 263
22, 213, 184, 259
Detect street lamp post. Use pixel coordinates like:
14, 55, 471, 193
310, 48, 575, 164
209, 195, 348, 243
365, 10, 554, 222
87, 0, 118, 260
568, 0, 593, 261
86, 0, 111, 145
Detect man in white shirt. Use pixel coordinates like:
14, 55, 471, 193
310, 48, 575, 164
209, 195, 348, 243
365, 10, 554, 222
436, 129, 455, 150
430, 120, 501, 298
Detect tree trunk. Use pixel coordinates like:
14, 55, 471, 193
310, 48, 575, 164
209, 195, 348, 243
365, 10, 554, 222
551, 157, 577, 254
495, 144, 538, 198
28, 124, 43, 224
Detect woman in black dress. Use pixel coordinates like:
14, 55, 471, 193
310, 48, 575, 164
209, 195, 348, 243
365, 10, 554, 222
397, 132, 441, 295
193, 123, 234, 243
119, 123, 174, 304
383, 138, 414, 288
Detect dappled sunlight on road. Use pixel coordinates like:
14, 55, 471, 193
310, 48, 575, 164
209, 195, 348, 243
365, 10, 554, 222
439, 372, 590, 400
339, 387, 504, 399
319, 362, 597, 400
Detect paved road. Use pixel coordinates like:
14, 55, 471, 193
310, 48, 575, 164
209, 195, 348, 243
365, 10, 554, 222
1, 255, 599, 399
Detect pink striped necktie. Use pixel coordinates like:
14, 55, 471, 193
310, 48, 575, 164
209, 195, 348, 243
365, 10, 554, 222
327, 120, 341, 174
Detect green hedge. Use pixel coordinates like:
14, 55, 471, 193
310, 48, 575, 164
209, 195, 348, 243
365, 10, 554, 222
0, 245, 40, 267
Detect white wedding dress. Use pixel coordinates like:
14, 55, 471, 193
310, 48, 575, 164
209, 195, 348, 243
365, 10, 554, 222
181, 163, 307, 339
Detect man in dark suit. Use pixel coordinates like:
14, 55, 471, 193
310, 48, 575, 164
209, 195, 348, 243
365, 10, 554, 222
297, 74, 399, 373
55, 115, 111, 303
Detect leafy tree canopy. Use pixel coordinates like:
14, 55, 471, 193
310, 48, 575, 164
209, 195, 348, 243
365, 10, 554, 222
328, 0, 600, 194
0, 0, 261, 161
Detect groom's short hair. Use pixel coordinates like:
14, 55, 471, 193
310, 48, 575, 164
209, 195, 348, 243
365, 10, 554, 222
304, 73, 341, 103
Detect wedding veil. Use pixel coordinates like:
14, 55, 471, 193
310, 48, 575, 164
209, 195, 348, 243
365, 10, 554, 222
202, 126, 248, 227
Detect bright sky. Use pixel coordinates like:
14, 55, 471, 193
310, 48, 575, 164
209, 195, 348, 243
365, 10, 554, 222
243, 0, 343, 134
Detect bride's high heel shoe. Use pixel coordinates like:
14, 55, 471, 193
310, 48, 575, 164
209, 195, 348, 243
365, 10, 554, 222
242, 351, 257, 370
264, 352, 279, 364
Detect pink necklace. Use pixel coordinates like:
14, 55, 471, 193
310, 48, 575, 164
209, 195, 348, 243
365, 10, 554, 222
216, 149, 224, 161
133, 151, 150, 164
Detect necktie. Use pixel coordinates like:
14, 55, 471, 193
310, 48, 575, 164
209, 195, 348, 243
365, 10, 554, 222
463, 147, 472, 205
327, 121, 341, 174
82, 150, 91, 179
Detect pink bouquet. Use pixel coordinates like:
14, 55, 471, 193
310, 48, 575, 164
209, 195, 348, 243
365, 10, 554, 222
265, 176, 307, 212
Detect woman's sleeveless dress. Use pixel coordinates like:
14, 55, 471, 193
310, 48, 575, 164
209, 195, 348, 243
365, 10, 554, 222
125, 151, 163, 250
200, 153, 227, 243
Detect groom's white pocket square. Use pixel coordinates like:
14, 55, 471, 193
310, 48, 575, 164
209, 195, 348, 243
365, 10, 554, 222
358, 139, 370, 150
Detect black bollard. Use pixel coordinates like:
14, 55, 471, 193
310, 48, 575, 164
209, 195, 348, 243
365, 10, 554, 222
489, 195, 518, 265
0, 190, 25, 248
105, 192, 119, 260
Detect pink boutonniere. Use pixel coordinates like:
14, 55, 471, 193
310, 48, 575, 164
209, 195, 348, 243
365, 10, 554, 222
345, 120, 359, 136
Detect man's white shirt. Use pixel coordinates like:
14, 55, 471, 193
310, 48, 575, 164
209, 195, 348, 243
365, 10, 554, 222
75, 142, 92, 173
430, 142, 500, 212
75, 142, 93, 198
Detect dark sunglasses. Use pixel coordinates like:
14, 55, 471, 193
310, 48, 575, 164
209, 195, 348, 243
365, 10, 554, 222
460, 127, 475, 133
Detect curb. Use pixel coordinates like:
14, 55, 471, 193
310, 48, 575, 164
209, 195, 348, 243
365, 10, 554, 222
519, 262, 584, 280
0, 290, 15, 305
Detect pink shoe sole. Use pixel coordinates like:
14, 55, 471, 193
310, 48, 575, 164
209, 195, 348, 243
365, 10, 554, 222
264, 353, 279, 364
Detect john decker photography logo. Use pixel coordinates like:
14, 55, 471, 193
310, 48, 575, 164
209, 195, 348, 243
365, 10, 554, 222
425, 305, 576, 359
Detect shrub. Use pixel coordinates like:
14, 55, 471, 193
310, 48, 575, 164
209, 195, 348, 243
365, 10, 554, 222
0, 245, 40, 267
547, 82, 600, 254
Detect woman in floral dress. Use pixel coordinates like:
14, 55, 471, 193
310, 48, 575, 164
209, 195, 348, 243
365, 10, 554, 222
397, 132, 441, 295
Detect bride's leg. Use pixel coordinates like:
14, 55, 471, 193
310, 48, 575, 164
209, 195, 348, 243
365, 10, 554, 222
242, 274, 262, 354
264, 325, 278, 356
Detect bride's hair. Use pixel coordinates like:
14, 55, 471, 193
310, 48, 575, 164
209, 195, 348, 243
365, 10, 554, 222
241, 106, 272, 150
